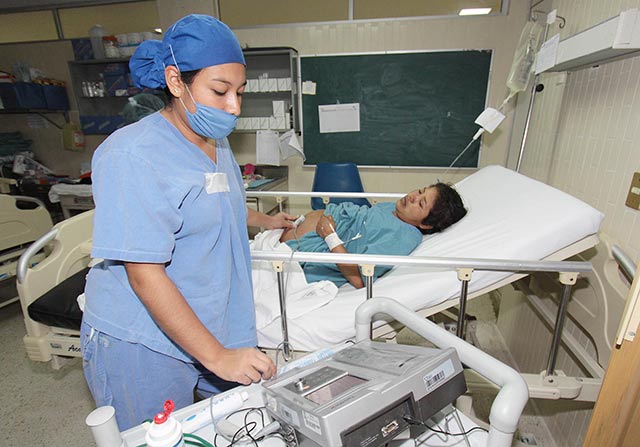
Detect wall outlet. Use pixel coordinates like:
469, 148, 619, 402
625, 172, 640, 210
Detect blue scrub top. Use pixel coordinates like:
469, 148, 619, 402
83, 112, 256, 362
286, 202, 422, 287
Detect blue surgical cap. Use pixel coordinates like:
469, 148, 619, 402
130, 14, 245, 89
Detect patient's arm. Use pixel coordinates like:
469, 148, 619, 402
316, 215, 365, 289
124, 262, 276, 384
247, 208, 296, 230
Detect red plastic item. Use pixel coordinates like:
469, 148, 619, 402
153, 412, 167, 424
243, 163, 256, 176
152, 400, 175, 424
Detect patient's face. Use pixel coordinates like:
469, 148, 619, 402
394, 187, 438, 230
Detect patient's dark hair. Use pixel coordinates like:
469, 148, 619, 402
420, 183, 467, 235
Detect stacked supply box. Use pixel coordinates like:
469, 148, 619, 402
103, 62, 131, 97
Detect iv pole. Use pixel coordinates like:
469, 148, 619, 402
515, 10, 565, 172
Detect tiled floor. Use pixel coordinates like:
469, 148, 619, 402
0, 280, 95, 446
396, 295, 557, 447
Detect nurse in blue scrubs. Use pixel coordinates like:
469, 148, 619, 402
80, 15, 291, 430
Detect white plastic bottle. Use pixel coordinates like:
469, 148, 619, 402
85, 406, 124, 447
181, 391, 249, 434
145, 400, 185, 447
89, 24, 106, 60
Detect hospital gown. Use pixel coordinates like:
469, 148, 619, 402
286, 202, 422, 287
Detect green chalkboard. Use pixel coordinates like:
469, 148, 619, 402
301, 50, 492, 167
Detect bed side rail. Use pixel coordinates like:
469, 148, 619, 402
17, 228, 59, 284
612, 244, 637, 283
253, 249, 592, 366
247, 191, 403, 199
9, 194, 48, 210
246, 190, 403, 209
251, 250, 592, 274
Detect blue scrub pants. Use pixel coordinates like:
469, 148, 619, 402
80, 321, 238, 431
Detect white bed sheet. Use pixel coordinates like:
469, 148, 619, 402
255, 165, 604, 351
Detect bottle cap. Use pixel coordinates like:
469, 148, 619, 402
153, 412, 168, 424
153, 400, 176, 424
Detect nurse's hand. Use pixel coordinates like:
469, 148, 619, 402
210, 347, 277, 385
266, 212, 297, 230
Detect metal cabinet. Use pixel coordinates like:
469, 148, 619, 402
238, 47, 300, 132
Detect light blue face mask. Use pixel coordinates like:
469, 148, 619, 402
170, 46, 239, 140
180, 94, 238, 140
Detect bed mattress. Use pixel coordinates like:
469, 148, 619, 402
256, 165, 605, 351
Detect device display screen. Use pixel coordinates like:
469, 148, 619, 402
305, 375, 367, 405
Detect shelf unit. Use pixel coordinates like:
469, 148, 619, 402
239, 47, 300, 132
67, 47, 300, 135
68, 58, 135, 134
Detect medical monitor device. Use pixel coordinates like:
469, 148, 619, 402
262, 340, 467, 447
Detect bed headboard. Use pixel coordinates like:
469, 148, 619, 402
0, 194, 53, 252
17, 210, 94, 338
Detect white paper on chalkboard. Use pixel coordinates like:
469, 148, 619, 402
318, 103, 360, 133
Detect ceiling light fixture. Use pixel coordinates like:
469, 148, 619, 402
459, 8, 492, 16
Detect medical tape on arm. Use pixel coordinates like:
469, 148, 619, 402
324, 232, 344, 250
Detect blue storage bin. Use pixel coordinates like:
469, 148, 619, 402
104, 73, 129, 96
0, 82, 47, 109
71, 38, 94, 61
0, 83, 19, 109
103, 63, 129, 75
14, 82, 47, 109
43, 85, 70, 110
80, 116, 98, 134
81, 115, 125, 135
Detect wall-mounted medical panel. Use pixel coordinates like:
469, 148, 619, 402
550, 8, 640, 72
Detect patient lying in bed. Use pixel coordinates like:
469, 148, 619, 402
279, 183, 466, 288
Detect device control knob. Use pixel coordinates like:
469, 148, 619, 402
295, 378, 305, 392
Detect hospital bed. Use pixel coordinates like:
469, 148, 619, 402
0, 194, 52, 307
16, 166, 604, 390
250, 166, 602, 347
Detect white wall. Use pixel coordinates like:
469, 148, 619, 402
519, 0, 640, 261
499, 2, 640, 446
228, 3, 529, 212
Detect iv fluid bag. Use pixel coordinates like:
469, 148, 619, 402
506, 21, 544, 94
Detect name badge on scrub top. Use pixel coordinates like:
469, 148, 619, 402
204, 172, 230, 194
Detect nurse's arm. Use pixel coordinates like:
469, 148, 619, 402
246, 207, 296, 230
124, 262, 276, 384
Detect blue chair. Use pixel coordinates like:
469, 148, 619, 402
311, 162, 371, 210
